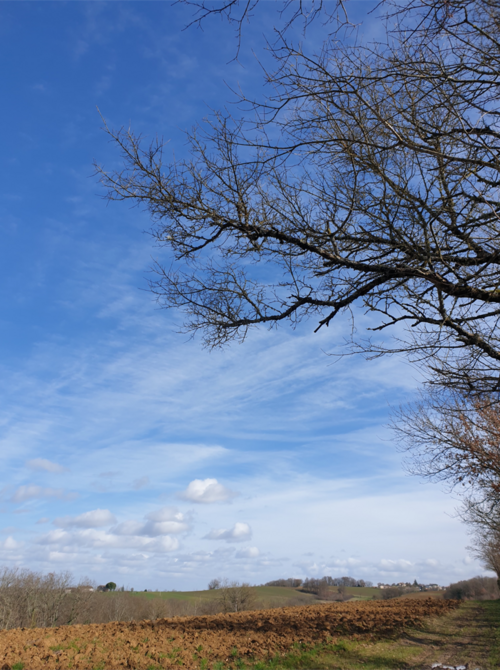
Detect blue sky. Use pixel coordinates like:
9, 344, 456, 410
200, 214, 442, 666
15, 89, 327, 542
0, 0, 486, 590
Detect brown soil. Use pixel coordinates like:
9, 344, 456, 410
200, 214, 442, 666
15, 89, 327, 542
0, 597, 457, 670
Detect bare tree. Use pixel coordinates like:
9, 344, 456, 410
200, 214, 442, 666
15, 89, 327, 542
216, 579, 256, 613
466, 521, 500, 591
208, 578, 221, 590
395, 392, 500, 512
396, 386, 500, 568
97, 0, 500, 396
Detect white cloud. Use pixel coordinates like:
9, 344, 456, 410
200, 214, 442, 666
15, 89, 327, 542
145, 506, 185, 522
236, 546, 260, 559
26, 458, 67, 473
146, 536, 179, 553
111, 520, 145, 536
112, 519, 189, 537
378, 559, 414, 573
143, 521, 189, 536
178, 478, 237, 504
54, 509, 117, 529
37, 529, 67, 545
112, 507, 190, 537
36, 527, 178, 553
0, 537, 21, 550
204, 522, 252, 543
11, 486, 71, 503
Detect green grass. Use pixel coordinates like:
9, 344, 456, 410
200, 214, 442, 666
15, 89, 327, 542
118, 584, 445, 605
330, 586, 380, 600
481, 600, 500, 667
115, 585, 399, 607
193, 638, 421, 670
120, 586, 319, 607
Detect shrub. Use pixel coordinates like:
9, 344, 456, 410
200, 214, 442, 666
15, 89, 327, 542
444, 576, 499, 600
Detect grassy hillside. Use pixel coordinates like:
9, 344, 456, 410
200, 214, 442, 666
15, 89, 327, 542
129, 586, 318, 607
123, 585, 443, 606
330, 586, 380, 600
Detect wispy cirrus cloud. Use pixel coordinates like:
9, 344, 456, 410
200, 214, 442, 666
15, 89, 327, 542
26, 458, 68, 473
11, 486, 75, 503
133, 476, 149, 490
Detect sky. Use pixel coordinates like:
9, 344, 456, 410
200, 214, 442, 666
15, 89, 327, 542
0, 0, 488, 590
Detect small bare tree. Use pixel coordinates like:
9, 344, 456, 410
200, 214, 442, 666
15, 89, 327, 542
216, 579, 256, 613
208, 578, 221, 590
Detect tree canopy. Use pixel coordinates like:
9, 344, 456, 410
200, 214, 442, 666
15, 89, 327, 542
97, 0, 500, 397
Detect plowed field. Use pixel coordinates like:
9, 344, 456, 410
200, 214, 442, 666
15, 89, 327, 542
0, 598, 458, 669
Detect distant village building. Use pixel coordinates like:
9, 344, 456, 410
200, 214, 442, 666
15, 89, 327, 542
65, 585, 94, 594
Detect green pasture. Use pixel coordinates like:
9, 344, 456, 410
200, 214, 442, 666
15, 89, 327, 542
118, 585, 384, 605
110, 585, 441, 607
124, 586, 317, 607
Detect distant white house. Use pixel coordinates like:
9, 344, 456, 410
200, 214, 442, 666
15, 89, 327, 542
64, 585, 94, 594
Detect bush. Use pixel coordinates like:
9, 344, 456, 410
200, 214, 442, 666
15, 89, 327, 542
215, 580, 256, 613
381, 587, 407, 600
444, 576, 499, 601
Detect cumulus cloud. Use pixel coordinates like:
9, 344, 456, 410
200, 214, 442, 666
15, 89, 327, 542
204, 522, 252, 543
143, 520, 189, 536
236, 546, 260, 559
54, 509, 117, 529
36, 528, 178, 553
178, 478, 237, 504
145, 507, 185, 522
112, 508, 190, 537
111, 520, 145, 536
11, 486, 71, 503
378, 559, 414, 573
113, 519, 189, 537
0, 536, 21, 550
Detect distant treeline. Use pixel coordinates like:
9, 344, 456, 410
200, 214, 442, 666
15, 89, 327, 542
265, 576, 373, 591
265, 578, 303, 588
